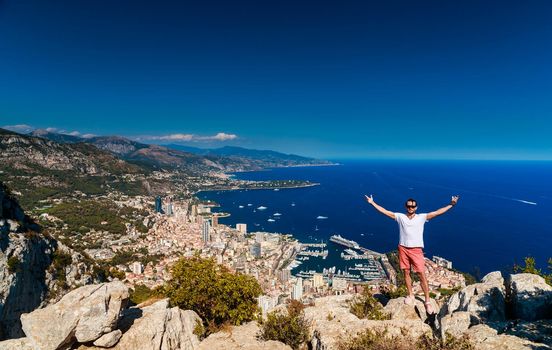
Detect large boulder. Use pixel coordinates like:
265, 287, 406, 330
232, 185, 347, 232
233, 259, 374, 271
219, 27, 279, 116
198, 321, 291, 350
439, 311, 471, 338
20, 281, 128, 350
440, 271, 506, 324
305, 295, 432, 350
505, 320, 552, 348
510, 273, 552, 321
383, 296, 439, 323
465, 323, 551, 350
107, 299, 202, 350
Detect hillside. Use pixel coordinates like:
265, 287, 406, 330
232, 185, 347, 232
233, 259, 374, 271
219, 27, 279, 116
0, 129, 152, 209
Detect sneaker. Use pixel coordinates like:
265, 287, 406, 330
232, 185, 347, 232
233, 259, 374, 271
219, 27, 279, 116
404, 295, 415, 305
424, 301, 434, 315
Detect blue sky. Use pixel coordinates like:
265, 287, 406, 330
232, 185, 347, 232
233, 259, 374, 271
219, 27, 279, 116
1, 0, 552, 159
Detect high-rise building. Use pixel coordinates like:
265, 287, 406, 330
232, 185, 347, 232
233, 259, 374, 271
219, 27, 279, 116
258, 295, 278, 318
191, 204, 198, 216
155, 196, 164, 214
236, 223, 247, 235
250, 242, 262, 257
255, 232, 264, 243
313, 273, 325, 288
202, 219, 211, 243
291, 278, 303, 300
278, 269, 291, 283
212, 215, 218, 227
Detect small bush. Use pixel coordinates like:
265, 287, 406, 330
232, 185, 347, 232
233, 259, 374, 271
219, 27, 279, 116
380, 284, 409, 299
259, 300, 311, 350
7, 256, 21, 274
337, 329, 474, 350
349, 289, 389, 320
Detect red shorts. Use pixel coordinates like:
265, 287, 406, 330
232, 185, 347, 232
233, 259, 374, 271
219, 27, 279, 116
398, 245, 426, 273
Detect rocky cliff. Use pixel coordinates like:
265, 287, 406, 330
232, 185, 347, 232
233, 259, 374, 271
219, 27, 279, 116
0, 183, 98, 340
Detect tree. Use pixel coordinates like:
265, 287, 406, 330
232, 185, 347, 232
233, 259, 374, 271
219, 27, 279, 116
163, 256, 262, 331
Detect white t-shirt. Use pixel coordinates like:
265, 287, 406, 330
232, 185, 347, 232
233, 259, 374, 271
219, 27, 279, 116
395, 213, 428, 248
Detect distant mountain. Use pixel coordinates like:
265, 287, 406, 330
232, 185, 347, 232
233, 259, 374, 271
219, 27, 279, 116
165, 144, 333, 167
30, 129, 84, 144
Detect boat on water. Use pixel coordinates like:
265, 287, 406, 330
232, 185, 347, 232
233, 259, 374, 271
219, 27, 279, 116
247, 203, 252, 206
273, 213, 282, 216
257, 206, 267, 210
267, 218, 275, 222
238, 205, 244, 208
329, 234, 360, 249
316, 215, 328, 219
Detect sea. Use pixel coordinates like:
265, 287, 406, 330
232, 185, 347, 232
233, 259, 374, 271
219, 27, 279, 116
198, 160, 552, 277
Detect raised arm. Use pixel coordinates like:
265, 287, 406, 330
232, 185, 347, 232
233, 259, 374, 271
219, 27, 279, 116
426, 195, 460, 220
365, 195, 396, 220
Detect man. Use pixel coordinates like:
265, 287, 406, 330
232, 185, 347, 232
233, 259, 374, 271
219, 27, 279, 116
364, 195, 459, 314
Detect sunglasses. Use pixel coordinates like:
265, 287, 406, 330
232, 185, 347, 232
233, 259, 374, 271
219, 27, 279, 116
406, 205, 417, 208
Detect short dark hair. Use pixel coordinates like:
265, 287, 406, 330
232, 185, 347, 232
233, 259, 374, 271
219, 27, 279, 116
405, 198, 417, 207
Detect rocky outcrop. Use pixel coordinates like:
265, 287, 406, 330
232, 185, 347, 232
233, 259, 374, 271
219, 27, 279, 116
20, 281, 128, 349
511, 273, 552, 321
437, 271, 552, 350
305, 295, 432, 350
198, 321, 291, 350
439, 271, 506, 324
104, 299, 201, 350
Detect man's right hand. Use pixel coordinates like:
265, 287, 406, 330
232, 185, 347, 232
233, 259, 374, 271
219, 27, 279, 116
365, 194, 374, 204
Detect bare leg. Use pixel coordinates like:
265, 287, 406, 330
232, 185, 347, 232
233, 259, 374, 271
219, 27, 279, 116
417, 271, 430, 302
403, 268, 413, 297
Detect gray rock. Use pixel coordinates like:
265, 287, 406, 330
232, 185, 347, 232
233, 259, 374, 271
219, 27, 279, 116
198, 321, 291, 350
440, 311, 471, 338
383, 296, 439, 323
440, 271, 506, 324
21, 281, 128, 350
93, 330, 122, 348
506, 320, 552, 347
0, 337, 35, 350
510, 273, 552, 321
304, 295, 432, 350
112, 299, 202, 350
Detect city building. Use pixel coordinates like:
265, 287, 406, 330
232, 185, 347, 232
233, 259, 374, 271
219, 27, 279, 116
131, 261, 144, 275
250, 242, 262, 257
292, 278, 303, 300
211, 215, 218, 227
236, 223, 247, 235
278, 269, 291, 283
155, 196, 164, 214
332, 278, 347, 293
202, 219, 211, 243
256, 232, 264, 243
313, 273, 325, 288
433, 256, 453, 269
258, 295, 279, 318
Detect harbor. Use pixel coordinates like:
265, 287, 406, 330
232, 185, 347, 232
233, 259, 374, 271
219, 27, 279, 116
292, 234, 389, 283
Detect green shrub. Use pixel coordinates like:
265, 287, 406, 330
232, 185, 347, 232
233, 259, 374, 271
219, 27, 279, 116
7, 256, 21, 274
259, 300, 311, 350
349, 288, 389, 320
163, 256, 262, 332
380, 284, 409, 299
